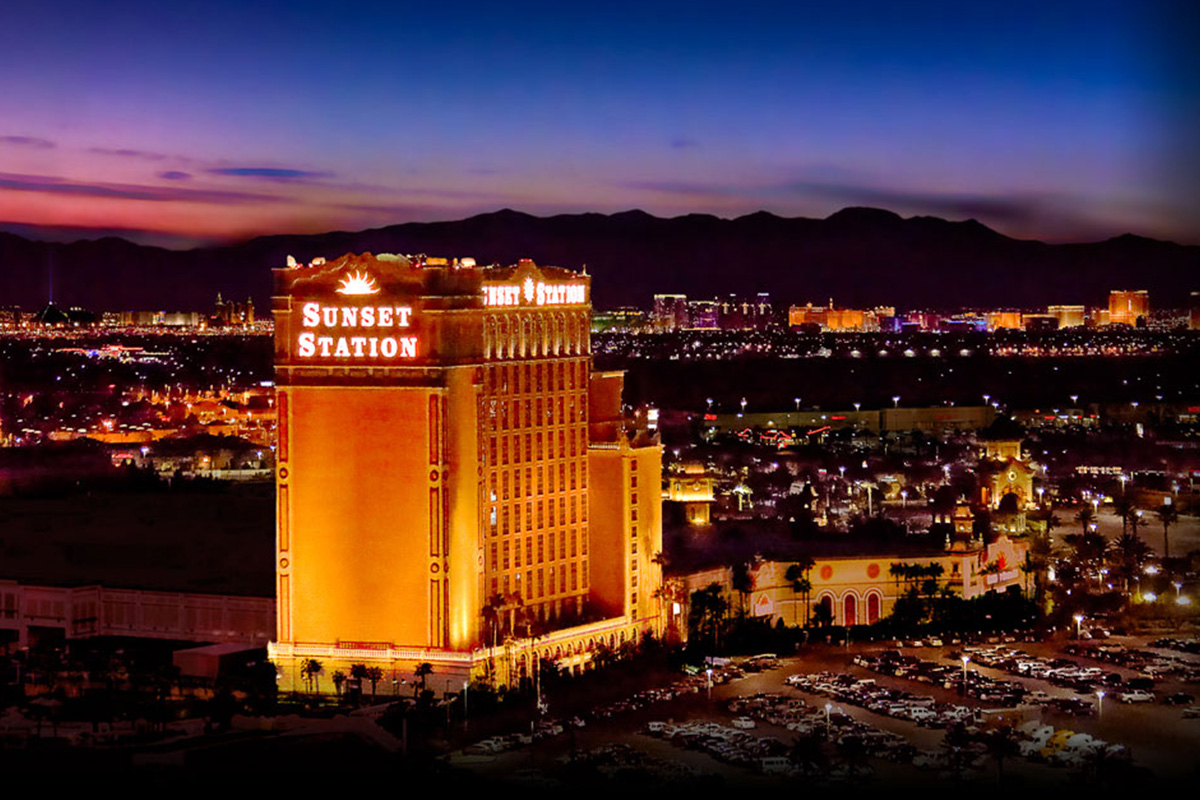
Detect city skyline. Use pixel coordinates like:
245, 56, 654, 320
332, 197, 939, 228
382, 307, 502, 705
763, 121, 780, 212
2, 1, 1198, 248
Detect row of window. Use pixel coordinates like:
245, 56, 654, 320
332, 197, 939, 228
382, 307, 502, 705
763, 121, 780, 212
485, 394, 586, 430
483, 313, 589, 360
488, 496, 588, 535
489, 462, 585, 501
489, 428, 587, 465
484, 359, 588, 394
491, 562, 587, 601
490, 529, 586, 570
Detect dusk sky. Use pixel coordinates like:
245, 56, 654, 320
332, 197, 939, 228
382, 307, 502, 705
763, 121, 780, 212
1, 1, 1196, 247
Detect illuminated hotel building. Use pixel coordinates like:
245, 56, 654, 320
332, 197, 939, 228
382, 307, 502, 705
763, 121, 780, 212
1108, 289, 1149, 327
1047, 304, 1085, 329
268, 253, 661, 691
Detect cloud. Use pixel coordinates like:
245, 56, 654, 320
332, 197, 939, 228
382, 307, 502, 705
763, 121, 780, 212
207, 167, 332, 182
669, 137, 700, 150
88, 146, 169, 161
158, 171, 192, 181
0, 172, 288, 204
0, 135, 56, 149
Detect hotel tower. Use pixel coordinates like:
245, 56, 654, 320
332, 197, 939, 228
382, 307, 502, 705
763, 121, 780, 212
268, 253, 661, 691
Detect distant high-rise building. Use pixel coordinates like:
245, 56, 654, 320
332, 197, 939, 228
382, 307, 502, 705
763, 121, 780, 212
685, 299, 719, 329
1190, 291, 1200, 331
1108, 289, 1149, 327
652, 294, 688, 331
1047, 305, 1085, 328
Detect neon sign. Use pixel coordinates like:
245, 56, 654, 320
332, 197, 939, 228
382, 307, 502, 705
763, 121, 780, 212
296, 300, 418, 360
482, 282, 585, 307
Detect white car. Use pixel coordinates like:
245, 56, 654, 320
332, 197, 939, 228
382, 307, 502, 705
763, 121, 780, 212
1119, 690, 1154, 703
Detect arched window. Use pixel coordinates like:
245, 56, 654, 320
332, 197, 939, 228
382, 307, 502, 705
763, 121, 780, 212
866, 592, 881, 625
843, 594, 857, 627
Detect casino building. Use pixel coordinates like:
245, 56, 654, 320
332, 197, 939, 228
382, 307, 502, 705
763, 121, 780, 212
268, 253, 662, 692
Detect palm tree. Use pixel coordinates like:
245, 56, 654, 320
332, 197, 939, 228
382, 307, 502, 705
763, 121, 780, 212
414, 662, 434, 697
1156, 503, 1179, 563
1108, 531, 1152, 596
731, 561, 753, 618
349, 662, 368, 695
332, 670, 347, 699
984, 725, 1020, 784
1074, 504, 1095, 535
784, 563, 804, 626
300, 658, 323, 695
364, 666, 383, 700
1112, 495, 1133, 536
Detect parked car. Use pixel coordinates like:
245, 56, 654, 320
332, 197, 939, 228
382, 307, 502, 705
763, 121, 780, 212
1119, 690, 1154, 703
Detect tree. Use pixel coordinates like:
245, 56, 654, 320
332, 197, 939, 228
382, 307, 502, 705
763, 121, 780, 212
1074, 505, 1095, 535
984, 725, 1019, 784
349, 662, 368, 695
1108, 531, 1152, 596
300, 658, 323, 695
731, 561, 754, 618
414, 662, 434, 697
364, 666, 384, 700
332, 670, 347, 698
1156, 503, 1179, 563
784, 563, 803, 626
688, 583, 729, 652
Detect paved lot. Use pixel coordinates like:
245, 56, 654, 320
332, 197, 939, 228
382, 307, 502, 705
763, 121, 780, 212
455, 636, 1200, 787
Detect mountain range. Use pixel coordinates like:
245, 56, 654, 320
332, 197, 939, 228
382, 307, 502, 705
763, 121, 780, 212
1, 208, 1196, 313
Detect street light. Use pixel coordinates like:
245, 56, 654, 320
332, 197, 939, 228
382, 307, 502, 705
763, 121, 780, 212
1073, 613, 1084, 638
961, 655, 970, 694
892, 396, 901, 408
853, 402, 861, 412
794, 397, 801, 411
740, 397, 747, 413
1096, 689, 1105, 717
1174, 581, 1183, 598
825, 702, 832, 735
983, 394, 990, 406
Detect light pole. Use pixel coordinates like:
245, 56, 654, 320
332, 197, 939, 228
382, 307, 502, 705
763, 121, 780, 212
1074, 613, 1084, 639
740, 397, 747, 413
892, 396, 901, 408
1096, 689, 1105, 718
706, 667, 713, 699
825, 702, 832, 735
961, 655, 970, 694
853, 402, 861, 412
1174, 581, 1183, 598
983, 394, 990, 406
794, 397, 801, 411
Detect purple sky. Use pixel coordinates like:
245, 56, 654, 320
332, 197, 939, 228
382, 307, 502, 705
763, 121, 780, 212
1, 1, 1196, 247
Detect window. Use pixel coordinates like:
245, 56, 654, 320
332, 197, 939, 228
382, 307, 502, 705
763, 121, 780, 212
503, 540, 511, 569
559, 531, 566, 559
525, 538, 533, 564
570, 530, 577, 557
570, 562, 578, 590
502, 506, 510, 535
525, 501, 533, 531
490, 542, 497, 570
502, 472, 509, 500
537, 534, 544, 562
526, 467, 533, 496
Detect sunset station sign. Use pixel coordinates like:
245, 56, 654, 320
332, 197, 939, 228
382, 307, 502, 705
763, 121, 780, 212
482, 277, 586, 307
296, 299, 418, 359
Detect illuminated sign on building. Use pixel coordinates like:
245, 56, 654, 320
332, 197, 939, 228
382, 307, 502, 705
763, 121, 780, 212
482, 280, 586, 307
296, 300, 417, 360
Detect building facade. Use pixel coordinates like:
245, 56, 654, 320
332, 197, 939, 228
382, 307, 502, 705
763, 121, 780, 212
268, 253, 660, 691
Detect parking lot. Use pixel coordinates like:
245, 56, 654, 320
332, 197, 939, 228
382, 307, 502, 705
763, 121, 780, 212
452, 634, 1200, 787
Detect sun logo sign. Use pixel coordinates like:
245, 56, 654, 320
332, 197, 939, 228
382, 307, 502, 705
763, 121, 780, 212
335, 271, 381, 296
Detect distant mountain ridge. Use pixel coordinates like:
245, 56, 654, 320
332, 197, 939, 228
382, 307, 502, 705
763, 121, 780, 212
1, 208, 1196, 312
